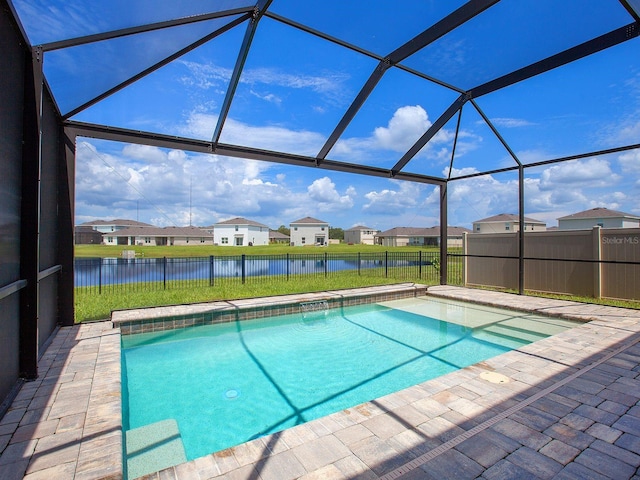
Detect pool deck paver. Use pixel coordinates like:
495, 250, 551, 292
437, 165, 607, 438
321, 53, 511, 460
1, 285, 640, 479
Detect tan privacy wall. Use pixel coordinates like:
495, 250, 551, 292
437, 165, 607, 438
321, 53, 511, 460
463, 227, 640, 301
600, 229, 640, 300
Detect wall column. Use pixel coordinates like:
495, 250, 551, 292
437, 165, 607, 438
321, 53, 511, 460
19, 47, 43, 379
58, 128, 76, 326
439, 183, 448, 285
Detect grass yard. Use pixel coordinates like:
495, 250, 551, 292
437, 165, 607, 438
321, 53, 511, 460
74, 243, 452, 322
75, 274, 432, 322
74, 243, 445, 258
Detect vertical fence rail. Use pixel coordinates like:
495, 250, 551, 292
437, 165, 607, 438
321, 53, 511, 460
163, 257, 166, 290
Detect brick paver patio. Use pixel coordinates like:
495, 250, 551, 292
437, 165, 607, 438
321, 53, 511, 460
1, 285, 639, 479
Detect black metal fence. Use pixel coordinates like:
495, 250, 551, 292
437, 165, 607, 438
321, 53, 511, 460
75, 251, 462, 294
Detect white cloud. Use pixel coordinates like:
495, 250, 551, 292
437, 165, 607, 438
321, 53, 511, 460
121, 144, 172, 164
618, 149, 640, 174
220, 118, 325, 155
181, 112, 324, 155
241, 67, 350, 102
490, 117, 536, 128
307, 177, 354, 211
250, 90, 282, 105
373, 105, 431, 152
540, 158, 620, 189
363, 181, 424, 214
180, 61, 350, 106
333, 105, 482, 165
179, 61, 231, 90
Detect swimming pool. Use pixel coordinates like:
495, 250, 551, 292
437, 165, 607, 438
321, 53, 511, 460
121, 296, 579, 474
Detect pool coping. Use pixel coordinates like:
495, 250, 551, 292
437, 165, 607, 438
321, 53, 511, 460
1, 285, 639, 479
111, 282, 427, 335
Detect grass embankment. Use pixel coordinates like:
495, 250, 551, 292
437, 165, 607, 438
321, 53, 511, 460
75, 274, 431, 322
74, 243, 442, 258
523, 291, 640, 310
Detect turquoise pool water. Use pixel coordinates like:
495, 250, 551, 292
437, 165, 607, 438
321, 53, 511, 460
121, 297, 578, 462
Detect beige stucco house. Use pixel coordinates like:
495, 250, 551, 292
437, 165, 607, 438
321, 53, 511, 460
289, 217, 329, 246
79, 219, 151, 233
344, 225, 380, 245
472, 214, 546, 233
375, 226, 470, 248
557, 207, 640, 230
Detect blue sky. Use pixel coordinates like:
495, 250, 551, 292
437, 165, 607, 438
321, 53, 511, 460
14, 0, 640, 230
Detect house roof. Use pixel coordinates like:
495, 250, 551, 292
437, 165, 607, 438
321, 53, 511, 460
103, 226, 212, 237
79, 219, 152, 227
473, 213, 546, 224
345, 225, 377, 232
290, 217, 328, 225
214, 217, 269, 228
269, 230, 290, 239
377, 226, 471, 237
557, 207, 640, 221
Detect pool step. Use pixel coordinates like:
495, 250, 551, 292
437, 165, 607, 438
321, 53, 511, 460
125, 419, 187, 480
475, 324, 547, 347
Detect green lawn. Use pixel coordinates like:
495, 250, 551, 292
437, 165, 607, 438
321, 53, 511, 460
74, 243, 446, 258
75, 274, 434, 322
74, 243, 453, 322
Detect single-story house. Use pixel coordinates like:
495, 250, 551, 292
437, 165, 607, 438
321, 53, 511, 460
102, 226, 213, 246
375, 226, 471, 248
74, 225, 103, 245
557, 207, 640, 230
269, 230, 290, 244
344, 225, 380, 245
289, 217, 329, 246
78, 218, 152, 234
472, 214, 546, 233
213, 217, 270, 246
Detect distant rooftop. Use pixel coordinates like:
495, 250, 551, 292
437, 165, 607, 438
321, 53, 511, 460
102, 226, 211, 236
79, 219, 152, 227
214, 217, 269, 228
557, 207, 640, 220
377, 226, 471, 236
345, 225, 378, 231
290, 217, 329, 225
474, 213, 546, 224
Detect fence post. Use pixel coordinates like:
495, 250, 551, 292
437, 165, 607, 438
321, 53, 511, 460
163, 257, 167, 290
286, 253, 290, 280
462, 232, 467, 286
358, 252, 361, 275
593, 226, 602, 298
98, 258, 102, 295
419, 251, 422, 279
210, 255, 214, 286
324, 252, 328, 277
242, 254, 246, 284
385, 251, 388, 277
